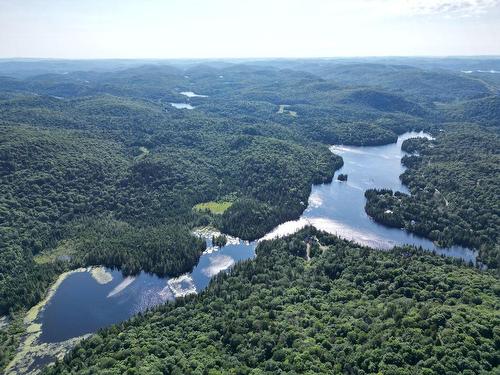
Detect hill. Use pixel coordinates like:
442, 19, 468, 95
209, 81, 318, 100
444, 96, 500, 127
314, 63, 493, 102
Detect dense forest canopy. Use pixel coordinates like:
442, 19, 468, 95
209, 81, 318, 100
45, 228, 500, 374
0, 58, 499, 373
0, 59, 444, 316
0, 94, 341, 314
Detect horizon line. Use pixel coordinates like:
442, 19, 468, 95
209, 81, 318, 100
1, 55, 500, 61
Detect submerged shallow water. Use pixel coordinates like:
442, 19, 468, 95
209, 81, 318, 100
26, 131, 475, 371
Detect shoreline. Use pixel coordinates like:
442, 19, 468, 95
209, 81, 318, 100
5, 268, 88, 374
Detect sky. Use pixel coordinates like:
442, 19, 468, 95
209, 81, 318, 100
0, 0, 499, 58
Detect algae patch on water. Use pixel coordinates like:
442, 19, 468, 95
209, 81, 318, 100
193, 201, 233, 214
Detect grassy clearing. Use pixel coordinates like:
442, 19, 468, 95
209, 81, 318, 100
193, 201, 233, 215
34, 241, 75, 265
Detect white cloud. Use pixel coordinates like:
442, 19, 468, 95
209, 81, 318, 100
107, 276, 136, 297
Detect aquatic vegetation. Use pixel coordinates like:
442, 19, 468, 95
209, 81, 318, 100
6, 332, 89, 375
1, 105, 339, 315
192, 226, 221, 238
47, 229, 500, 374
24, 269, 87, 326
90, 267, 113, 285
1, 60, 499, 374
193, 226, 242, 257
4, 269, 87, 374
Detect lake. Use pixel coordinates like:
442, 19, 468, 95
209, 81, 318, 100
20, 131, 476, 373
170, 102, 195, 109
38, 233, 256, 343
180, 91, 208, 97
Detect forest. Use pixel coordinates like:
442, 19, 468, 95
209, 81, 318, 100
0, 108, 340, 314
1, 60, 441, 317
364, 124, 499, 269
45, 228, 499, 374
0, 58, 499, 373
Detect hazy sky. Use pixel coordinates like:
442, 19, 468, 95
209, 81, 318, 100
1, 0, 499, 58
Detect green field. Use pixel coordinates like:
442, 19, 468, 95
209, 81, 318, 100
193, 201, 233, 214
33, 241, 75, 265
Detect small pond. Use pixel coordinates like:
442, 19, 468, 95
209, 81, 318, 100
170, 102, 195, 109
180, 91, 208, 97
38, 234, 256, 343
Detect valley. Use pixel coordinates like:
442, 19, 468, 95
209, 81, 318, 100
0, 57, 498, 374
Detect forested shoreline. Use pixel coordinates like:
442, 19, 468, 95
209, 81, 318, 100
364, 124, 499, 269
0, 112, 341, 315
45, 228, 500, 374
0, 59, 499, 374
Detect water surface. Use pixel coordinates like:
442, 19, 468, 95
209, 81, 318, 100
170, 102, 195, 109
38, 235, 255, 343
180, 91, 208, 97
264, 131, 476, 262
39, 131, 476, 344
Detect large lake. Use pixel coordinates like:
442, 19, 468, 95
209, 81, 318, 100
21, 131, 476, 373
